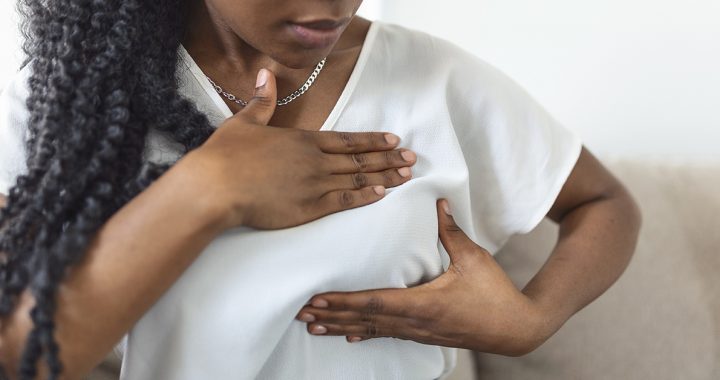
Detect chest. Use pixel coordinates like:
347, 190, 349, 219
151, 100, 474, 311
126, 97, 477, 378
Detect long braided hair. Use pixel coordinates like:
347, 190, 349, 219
0, 0, 216, 378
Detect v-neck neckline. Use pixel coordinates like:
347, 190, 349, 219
178, 20, 380, 132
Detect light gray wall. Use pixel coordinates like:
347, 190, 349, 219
364, 0, 720, 163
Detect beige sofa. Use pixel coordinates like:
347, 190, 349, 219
87, 161, 719, 380
448, 160, 720, 380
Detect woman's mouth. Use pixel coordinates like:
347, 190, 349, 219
287, 18, 350, 49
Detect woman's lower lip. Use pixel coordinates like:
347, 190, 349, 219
287, 23, 344, 49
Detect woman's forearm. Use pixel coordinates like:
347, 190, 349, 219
0, 153, 229, 379
521, 186, 642, 348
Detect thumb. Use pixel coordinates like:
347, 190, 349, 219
436, 199, 477, 264
234, 68, 277, 125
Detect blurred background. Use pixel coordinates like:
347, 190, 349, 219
359, 0, 720, 163
2, 0, 719, 163
1, 1, 718, 379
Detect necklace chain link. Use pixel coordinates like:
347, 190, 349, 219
205, 58, 327, 107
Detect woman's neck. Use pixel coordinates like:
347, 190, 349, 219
183, 1, 280, 76
181, 1, 369, 99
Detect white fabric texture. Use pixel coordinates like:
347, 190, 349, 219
0, 21, 582, 380
0, 62, 30, 196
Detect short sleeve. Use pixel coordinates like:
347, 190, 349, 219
0, 63, 32, 195
441, 41, 583, 251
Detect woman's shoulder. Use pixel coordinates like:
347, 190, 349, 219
373, 22, 485, 65
371, 21, 543, 118
372, 21, 460, 64
371, 21, 522, 91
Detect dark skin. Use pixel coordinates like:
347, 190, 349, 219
0, 2, 407, 378
182, 0, 641, 357
0, 1, 641, 378
294, 147, 642, 355
183, 0, 372, 130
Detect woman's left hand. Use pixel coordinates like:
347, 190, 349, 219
295, 199, 548, 356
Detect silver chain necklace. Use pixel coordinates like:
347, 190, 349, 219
205, 58, 327, 107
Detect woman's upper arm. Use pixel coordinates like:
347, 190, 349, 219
546, 146, 639, 224
0, 193, 6, 208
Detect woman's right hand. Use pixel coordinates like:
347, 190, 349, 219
178, 69, 417, 230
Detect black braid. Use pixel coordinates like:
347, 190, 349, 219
0, 0, 216, 378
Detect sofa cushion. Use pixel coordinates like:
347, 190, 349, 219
473, 161, 720, 380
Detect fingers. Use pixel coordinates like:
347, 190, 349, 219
301, 320, 456, 348
437, 199, 467, 251
312, 131, 401, 154
297, 309, 362, 324
324, 149, 417, 175
322, 167, 412, 193
303, 318, 414, 340
295, 294, 435, 343
310, 148, 417, 215
315, 186, 387, 215
436, 199, 492, 268
304, 289, 415, 317
233, 68, 278, 125
313, 148, 416, 194
295, 304, 421, 341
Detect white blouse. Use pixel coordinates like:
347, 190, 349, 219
0, 20, 582, 380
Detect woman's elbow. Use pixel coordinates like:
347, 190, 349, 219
616, 182, 643, 243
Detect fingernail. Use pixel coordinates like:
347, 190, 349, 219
401, 150, 416, 162
299, 313, 315, 322
311, 325, 327, 334
311, 298, 329, 308
384, 133, 399, 145
442, 200, 452, 215
398, 167, 411, 178
349, 336, 362, 343
373, 186, 386, 196
256, 69, 269, 89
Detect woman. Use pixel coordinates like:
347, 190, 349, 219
0, 0, 641, 379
